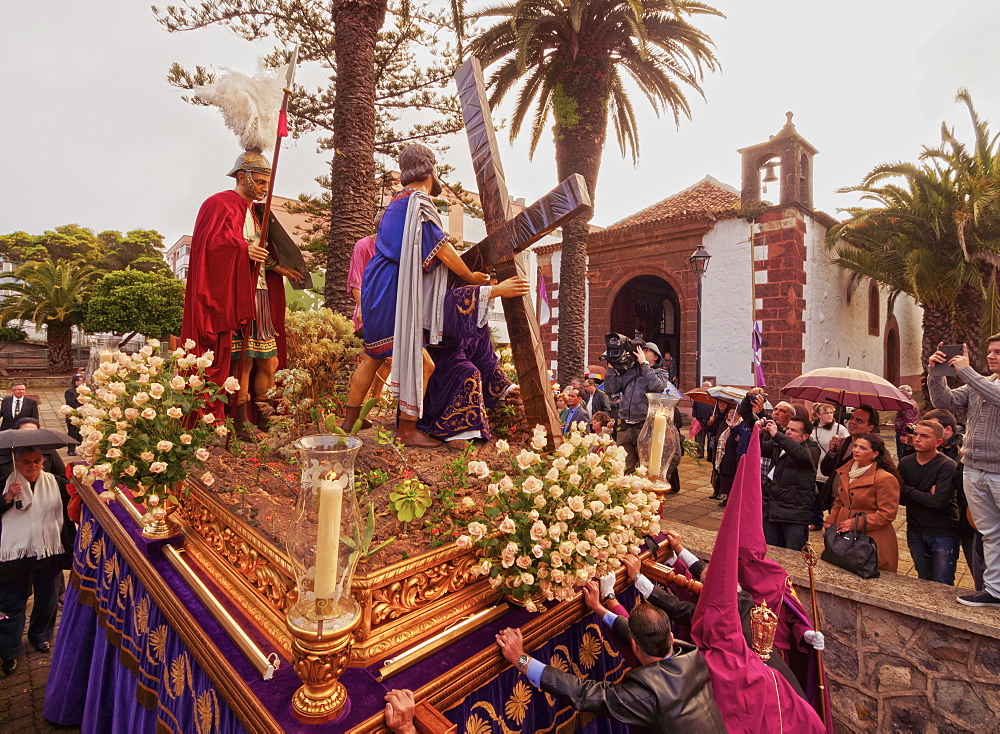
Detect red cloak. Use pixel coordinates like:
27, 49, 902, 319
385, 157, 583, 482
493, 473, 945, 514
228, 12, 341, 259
180, 190, 287, 412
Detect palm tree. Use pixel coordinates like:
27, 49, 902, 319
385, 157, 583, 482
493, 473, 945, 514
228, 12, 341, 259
830, 91, 1000, 373
0, 259, 97, 373
468, 0, 722, 382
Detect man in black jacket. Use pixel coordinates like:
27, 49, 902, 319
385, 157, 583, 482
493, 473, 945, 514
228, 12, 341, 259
496, 602, 724, 733
925, 408, 984, 588
899, 420, 960, 585
761, 417, 820, 551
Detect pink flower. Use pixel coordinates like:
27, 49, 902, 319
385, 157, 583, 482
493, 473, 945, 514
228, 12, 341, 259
521, 476, 543, 494
149, 462, 168, 473
516, 555, 532, 570
529, 520, 547, 540
498, 516, 517, 534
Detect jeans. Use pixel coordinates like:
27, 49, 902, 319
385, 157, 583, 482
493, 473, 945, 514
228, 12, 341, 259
763, 520, 810, 552
964, 467, 1000, 598
906, 532, 959, 585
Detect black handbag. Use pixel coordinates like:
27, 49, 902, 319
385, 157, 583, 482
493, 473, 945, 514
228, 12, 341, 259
821, 512, 880, 579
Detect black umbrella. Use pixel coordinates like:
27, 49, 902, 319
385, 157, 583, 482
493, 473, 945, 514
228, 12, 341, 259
0, 428, 79, 453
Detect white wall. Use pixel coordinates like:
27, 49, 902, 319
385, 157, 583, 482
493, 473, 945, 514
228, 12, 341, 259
802, 217, 923, 378
895, 293, 923, 378
700, 218, 756, 386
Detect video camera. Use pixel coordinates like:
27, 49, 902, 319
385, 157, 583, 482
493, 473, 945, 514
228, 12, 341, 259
600, 333, 644, 373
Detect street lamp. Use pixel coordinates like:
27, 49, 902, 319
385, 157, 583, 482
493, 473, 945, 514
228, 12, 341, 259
688, 244, 712, 387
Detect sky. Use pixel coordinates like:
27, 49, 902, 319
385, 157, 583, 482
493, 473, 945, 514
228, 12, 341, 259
3, 1, 999, 249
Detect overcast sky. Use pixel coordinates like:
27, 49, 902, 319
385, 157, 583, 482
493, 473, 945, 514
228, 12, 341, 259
3, 1, 998, 249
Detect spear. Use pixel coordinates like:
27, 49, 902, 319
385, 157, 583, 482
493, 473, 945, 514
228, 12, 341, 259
256, 45, 299, 267
234, 47, 298, 419
802, 543, 830, 730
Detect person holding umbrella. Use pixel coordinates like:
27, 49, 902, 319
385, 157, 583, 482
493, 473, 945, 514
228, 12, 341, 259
0, 433, 76, 676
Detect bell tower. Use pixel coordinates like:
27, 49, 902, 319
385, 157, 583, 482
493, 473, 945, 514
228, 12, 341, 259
738, 112, 818, 209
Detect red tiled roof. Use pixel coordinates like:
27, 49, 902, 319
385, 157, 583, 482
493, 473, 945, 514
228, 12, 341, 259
602, 176, 741, 232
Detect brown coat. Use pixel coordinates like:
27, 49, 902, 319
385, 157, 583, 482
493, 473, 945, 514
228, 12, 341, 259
828, 464, 901, 572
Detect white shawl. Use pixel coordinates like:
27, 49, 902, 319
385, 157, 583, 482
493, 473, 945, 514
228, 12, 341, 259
0, 471, 64, 563
391, 190, 449, 418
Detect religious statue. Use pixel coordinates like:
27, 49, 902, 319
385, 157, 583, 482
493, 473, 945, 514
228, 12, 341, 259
179, 61, 310, 438
181, 150, 307, 437
341, 144, 493, 448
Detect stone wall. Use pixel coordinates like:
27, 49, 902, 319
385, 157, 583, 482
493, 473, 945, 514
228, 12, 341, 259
670, 523, 1000, 733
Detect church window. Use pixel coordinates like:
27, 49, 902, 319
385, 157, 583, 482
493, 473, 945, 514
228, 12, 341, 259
868, 282, 880, 336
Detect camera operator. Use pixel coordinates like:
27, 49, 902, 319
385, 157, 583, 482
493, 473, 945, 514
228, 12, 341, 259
603, 342, 670, 472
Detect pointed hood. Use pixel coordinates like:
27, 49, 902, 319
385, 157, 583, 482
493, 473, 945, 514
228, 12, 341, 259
691, 425, 824, 733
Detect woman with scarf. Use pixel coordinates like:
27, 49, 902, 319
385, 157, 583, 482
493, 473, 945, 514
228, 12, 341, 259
710, 407, 751, 506
0, 447, 74, 676
826, 434, 901, 572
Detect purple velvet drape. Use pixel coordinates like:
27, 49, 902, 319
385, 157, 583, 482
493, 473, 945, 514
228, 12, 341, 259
443, 588, 639, 733
43, 502, 245, 733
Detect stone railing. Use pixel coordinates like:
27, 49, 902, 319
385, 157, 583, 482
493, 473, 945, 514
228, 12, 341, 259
667, 523, 1000, 732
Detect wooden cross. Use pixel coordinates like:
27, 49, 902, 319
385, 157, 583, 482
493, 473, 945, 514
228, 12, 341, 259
454, 58, 592, 442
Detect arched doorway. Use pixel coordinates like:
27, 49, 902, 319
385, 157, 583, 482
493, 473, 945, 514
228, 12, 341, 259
609, 275, 680, 377
884, 317, 900, 386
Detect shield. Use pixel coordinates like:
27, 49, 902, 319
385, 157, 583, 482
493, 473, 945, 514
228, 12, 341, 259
782, 367, 915, 411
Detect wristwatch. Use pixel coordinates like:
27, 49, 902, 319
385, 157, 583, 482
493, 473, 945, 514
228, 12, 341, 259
516, 654, 529, 671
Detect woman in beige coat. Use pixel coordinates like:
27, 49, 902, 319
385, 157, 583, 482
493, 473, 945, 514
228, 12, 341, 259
827, 433, 901, 572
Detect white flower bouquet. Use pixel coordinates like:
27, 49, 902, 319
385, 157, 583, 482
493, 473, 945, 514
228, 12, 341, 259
457, 424, 662, 612
62, 338, 239, 508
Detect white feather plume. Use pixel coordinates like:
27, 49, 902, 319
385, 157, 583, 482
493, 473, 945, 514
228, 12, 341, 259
194, 60, 289, 152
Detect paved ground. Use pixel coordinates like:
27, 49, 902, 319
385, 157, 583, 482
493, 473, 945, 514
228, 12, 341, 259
0, 389, 976, 729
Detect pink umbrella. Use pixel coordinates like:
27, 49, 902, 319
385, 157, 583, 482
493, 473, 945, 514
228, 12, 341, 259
782, 367, 915, 411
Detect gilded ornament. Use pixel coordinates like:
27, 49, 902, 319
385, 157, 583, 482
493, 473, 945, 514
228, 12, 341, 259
504, 680, 532, 725
579, 631, 601, 670
134, 595, 150, 635
148, 624, 168, 664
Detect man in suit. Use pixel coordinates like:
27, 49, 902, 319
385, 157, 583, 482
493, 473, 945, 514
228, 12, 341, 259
496, 601, 724, 733
561, 388, 591, 435
1, 384, 39, 431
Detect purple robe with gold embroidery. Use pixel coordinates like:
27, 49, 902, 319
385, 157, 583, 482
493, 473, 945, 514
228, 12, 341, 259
417, 286, 511, 440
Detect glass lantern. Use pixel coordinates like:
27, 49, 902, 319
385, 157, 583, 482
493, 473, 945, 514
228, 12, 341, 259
637, 393, 681, 492
286, 435, 363, 628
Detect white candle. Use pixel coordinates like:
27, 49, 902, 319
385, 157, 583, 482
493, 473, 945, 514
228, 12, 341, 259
314, 476, 344, 600
648, 410, 667, 479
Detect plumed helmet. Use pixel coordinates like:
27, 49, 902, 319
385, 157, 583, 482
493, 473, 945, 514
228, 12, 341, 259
227, 149, 272, 178
398, 143, 442, 196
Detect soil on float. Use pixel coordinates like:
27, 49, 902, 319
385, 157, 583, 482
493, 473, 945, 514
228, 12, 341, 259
198, 396, 530, 569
